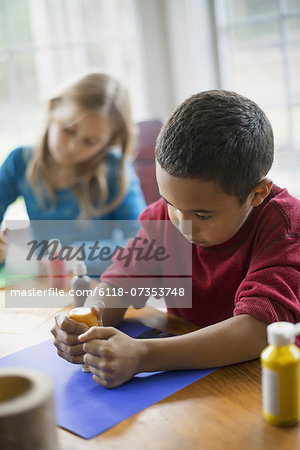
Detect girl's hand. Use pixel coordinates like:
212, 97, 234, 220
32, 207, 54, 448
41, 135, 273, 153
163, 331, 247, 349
78, 327, 145, 388
0, 229, 7, 263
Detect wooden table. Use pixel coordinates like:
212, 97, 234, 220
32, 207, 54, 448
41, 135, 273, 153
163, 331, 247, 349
0, 292, 299, 450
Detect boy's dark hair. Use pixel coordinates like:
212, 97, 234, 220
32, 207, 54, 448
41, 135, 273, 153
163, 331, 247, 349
155, 90, 274, 204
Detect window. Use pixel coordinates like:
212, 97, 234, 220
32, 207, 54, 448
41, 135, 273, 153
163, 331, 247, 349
214, 0, 300, 198
0, 0, 145, 163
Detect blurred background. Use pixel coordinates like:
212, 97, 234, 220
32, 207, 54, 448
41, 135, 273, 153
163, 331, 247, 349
1, 0, 299, 203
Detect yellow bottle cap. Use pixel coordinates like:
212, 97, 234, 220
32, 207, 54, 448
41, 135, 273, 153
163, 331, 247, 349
69, 307, 98, 327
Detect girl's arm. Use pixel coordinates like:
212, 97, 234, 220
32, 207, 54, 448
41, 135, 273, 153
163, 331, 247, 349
0, 230, 7, 263
0, 147, 25, 223
0, 148, 26, 263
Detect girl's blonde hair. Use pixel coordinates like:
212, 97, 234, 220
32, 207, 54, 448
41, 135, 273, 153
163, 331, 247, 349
27, 71, 135, 218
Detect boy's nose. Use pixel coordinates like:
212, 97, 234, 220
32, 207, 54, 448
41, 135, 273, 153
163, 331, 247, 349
175, 210, 192, 235
178, 219, 191, 235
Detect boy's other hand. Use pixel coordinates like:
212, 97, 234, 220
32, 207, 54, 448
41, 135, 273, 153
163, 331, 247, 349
84, 285, 127, 327
90, 299, 105, 326
51, 311, 89, 364
78, 327, 145, 388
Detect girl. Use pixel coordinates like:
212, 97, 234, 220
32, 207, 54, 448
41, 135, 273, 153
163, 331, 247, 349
0, 71, 146, 267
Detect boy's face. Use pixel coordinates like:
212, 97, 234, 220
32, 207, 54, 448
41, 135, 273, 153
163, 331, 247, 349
156, 163, 256, 247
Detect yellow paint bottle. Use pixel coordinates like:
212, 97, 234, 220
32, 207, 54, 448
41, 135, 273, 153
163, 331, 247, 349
261, 322, 300, 426
69, 307, 99, 373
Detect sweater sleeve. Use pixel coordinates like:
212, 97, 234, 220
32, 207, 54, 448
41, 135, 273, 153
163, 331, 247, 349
234, 223, 300, 326
0, 148, 27, 223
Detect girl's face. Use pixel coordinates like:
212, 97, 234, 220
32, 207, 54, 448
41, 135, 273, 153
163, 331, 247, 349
47, 110, 114, 165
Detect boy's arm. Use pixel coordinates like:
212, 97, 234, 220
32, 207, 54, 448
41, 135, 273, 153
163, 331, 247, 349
138, 314, 268, 371
77, 313, 268, 388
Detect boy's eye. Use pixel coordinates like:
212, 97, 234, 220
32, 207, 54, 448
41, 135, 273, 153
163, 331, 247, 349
195, 213, 212, 221
162, 198, 213, 221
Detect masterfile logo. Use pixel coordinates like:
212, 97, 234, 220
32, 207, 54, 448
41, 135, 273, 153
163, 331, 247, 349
4, 219, 192, 308
26, 237, 171, 267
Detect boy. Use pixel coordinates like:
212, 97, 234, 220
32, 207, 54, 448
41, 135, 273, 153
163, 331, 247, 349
51, 91, 300, 388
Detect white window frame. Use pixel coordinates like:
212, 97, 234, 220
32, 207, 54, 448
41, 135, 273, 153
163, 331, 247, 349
213, 0, 300, 198
0, 0, 147, 162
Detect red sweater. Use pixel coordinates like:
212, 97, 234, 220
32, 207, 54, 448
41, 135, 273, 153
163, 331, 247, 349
102, 185, 300, 346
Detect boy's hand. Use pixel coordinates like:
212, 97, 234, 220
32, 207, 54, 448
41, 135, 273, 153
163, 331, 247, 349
90, 299, 105, 326
0, 229, 7, 263
51, 311, 89, 364
51, 301, 105, 364
78, 327, 145, 388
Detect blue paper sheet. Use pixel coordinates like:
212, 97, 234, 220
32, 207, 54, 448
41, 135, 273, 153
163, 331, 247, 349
0, 321, 217, 439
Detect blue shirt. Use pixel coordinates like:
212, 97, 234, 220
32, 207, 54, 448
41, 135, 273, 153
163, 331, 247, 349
0, 146, 146, 222
0, 147, 146, 275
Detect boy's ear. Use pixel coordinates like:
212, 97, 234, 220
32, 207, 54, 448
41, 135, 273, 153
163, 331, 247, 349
250, 178, 273, 207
